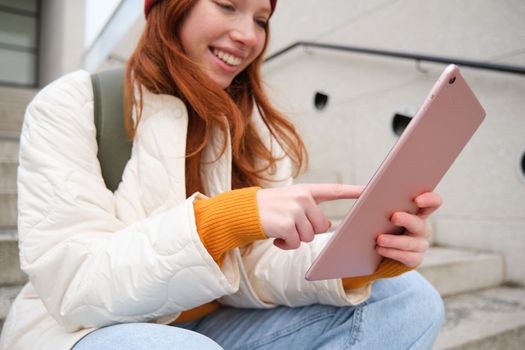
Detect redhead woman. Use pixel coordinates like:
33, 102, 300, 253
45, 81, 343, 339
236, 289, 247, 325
0, 0, 444, 349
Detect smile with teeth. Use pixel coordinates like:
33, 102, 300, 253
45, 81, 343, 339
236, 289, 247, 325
212, 48, 242, 67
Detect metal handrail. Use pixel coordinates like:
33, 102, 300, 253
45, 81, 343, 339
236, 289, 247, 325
264, 41, 525, 76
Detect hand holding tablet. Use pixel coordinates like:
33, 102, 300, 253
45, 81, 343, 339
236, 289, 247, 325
375, 190, 442, 268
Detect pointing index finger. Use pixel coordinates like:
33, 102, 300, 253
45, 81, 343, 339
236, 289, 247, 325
303, 183, 364, 203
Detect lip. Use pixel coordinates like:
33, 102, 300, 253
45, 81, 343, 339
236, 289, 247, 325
210, 46, 247, 60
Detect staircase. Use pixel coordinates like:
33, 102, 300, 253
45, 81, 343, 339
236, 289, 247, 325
1, 87, 524, 348
0, 84, 35, 332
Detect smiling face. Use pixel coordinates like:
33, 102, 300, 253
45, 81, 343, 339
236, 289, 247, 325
179, 0, 271, 88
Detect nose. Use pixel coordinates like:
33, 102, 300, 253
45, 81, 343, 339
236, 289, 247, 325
230, 17, 259, 48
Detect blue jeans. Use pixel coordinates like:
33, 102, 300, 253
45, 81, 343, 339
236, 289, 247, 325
72, 271, 444, 350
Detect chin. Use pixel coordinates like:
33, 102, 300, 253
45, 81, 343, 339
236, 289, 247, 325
216, 78, 234, 89
208, 73, 235, 89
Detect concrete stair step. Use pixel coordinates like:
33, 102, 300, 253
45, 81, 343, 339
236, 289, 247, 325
0, 162, 17, 190
0, 137, 20, 228
0, 85, 35, 134
0, 190, 16, 227
0, 285, 23, 331
418, 247, 504, 297
0, 136, 19, 161
435, 286, 525, 350
0, 230, 26, 286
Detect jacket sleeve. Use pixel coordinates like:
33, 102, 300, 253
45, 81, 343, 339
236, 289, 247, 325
16, 71, 239, 332
234, 111, 371, 307
238, 237, 371, 307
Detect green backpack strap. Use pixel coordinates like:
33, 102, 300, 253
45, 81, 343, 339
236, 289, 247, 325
91, 68, 132, 192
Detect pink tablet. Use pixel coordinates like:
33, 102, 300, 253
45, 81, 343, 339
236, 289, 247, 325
305, 65, 486, 281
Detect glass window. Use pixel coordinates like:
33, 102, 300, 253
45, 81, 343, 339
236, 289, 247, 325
0, 11, 37, 48
0, 0, 38, 86
0, 48, 35, 85
0, 0, 37, 13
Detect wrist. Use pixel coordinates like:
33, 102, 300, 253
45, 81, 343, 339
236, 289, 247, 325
193, 186, 266, 264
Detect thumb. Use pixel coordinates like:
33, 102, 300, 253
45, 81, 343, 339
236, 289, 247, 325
273, 238, 300, 250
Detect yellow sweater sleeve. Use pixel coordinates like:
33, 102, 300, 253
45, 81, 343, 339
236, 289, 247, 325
193, 186, 267, 266
172, 187, 266, 325
342, 258, 414, 290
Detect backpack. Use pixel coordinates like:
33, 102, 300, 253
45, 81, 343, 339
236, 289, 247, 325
90, 68, 131, 192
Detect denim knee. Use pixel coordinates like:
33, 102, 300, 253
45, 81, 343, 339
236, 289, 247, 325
423, 280, 445, 327
408, 272, 445, 331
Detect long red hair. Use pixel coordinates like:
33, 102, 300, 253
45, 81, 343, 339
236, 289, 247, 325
125, 0, 307, 196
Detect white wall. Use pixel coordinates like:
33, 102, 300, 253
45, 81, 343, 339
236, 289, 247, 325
264, 0, 525, 284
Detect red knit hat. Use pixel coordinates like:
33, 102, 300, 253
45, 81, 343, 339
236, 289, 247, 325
145, 0, 277, 18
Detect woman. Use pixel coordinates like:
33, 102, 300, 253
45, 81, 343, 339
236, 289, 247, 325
0, 0, 444, 349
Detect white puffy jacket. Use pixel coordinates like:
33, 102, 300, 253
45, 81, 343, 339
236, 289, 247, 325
0, 71, 371, 350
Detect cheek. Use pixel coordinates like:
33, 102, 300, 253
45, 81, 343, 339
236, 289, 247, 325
250, 34, 267, 62
179, 27, 194, 56
180, 17, 215, 57
258, 32, 267, 53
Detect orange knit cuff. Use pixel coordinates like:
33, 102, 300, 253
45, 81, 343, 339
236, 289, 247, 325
193, 187, 267, 265
341, 258, 414, 290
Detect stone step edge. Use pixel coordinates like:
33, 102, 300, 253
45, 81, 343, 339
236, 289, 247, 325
418, 245, 504, 297
0, 132, 20, 141
0, 234, 17, 241
0, 229, 17, 239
